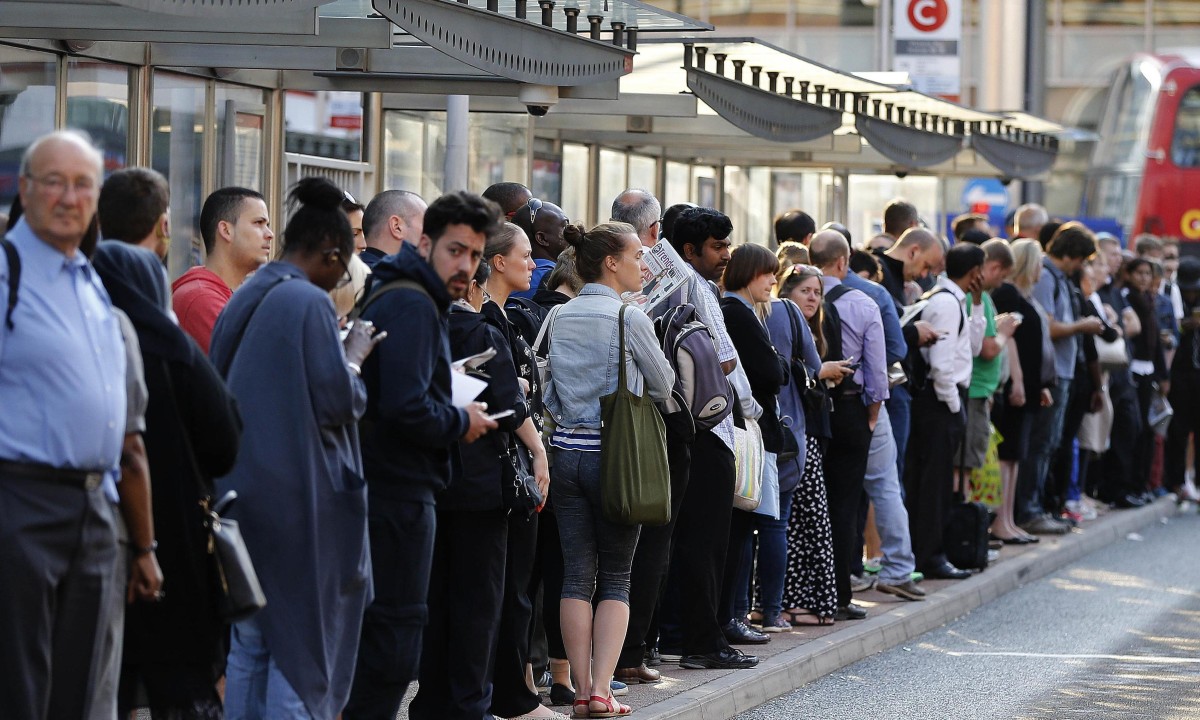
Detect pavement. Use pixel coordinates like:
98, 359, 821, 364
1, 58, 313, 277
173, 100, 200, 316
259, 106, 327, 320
598, 496, 1181, 720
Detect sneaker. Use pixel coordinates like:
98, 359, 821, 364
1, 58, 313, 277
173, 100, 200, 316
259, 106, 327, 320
910, 571, 925, 583
644, 647, 662, 667
536, 671, 554, 693
611, 680, 628, 696
850, 574, 876, 593
987, 548, 1001, 563
863, 557, 883, 575
875, 579, 926, 601
759, 614, 792, 633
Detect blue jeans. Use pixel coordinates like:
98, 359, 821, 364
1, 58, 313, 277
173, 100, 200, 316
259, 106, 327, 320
862, 406, 916, 584
1016, 379, 1070, 524
732, 489, 795, 620
226, 616, 313, 720
887, 384, 912, 483
553, 448, 641, 604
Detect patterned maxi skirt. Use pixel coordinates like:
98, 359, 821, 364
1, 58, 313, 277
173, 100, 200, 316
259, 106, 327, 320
781, 435, 838, 619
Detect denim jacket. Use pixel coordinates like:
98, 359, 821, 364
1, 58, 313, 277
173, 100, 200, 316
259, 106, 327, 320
543, 284, 675, 429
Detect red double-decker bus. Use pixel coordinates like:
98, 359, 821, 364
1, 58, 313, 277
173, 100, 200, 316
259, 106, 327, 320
1082, 52, 1200, 243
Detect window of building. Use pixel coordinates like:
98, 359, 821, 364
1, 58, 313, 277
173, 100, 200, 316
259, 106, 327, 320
382, 110, 446, 199
151, 71, 205, 279
598, 148, 628, 223
628, 154, 658, 196
0, 48, 58, 217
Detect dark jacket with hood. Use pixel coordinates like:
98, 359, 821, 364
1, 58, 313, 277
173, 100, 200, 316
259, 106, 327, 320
445, 303, 525, 511
360, 243, 469, 502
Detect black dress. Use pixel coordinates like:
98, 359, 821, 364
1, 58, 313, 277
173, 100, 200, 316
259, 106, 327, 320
991, 282, 1054, 462
92, 244, 242, 719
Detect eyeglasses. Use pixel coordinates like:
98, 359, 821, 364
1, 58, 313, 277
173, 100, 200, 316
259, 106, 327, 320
24, 173, 97, 198
526, 197, 543, 225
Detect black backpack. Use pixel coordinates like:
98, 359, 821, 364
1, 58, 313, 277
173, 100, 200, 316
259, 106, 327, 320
504, 295, 548, 348
2, 238, 20, 331
944, 495, 990, 571
904, 287, 965, 394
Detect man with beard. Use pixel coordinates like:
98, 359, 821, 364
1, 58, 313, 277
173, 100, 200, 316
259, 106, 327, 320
344, 191, 500, 720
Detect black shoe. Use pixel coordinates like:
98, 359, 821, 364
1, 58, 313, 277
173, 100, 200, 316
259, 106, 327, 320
722, 618, 770, 645
1112, 493, 1146, 509
644, 646, 662, 667
679, 647, 759, 669
835, 603, 868, 620
549, 682, 574, 706
923, 561, 971, 580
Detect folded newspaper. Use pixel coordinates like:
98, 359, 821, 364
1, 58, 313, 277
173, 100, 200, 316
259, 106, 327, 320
623, 241, 689, 313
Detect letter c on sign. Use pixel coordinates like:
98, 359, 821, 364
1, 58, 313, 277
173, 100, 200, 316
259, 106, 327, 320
908, 0, 949, 32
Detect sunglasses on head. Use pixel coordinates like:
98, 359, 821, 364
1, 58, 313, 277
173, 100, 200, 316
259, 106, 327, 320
525, 197, 543, 225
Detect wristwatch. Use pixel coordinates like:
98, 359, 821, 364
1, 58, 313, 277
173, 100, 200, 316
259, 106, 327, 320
134, 540, 158, 556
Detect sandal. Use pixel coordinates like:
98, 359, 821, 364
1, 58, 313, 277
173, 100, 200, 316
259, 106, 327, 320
572, 699, 591, 718
784, 609, 834, 626
589, 694, 632, 718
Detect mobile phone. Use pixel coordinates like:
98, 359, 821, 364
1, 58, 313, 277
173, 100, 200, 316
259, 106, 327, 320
485, 409, 515, 421
846, 361, 862, 371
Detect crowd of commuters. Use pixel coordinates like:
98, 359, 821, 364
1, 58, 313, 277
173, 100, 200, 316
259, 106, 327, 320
1, 129, 1191, 720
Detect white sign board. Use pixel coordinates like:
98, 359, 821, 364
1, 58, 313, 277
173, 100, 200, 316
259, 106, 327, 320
893, 0, 962, 100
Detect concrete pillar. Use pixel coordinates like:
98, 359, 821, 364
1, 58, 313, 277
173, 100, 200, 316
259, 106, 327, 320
444, 94, 469, 192
977, 0, 1026, 112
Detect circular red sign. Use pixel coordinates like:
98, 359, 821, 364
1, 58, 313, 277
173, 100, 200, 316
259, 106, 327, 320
907, 0, 949, 32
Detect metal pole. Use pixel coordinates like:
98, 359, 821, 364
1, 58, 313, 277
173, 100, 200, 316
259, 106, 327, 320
444, 94, 470, 192
1023, 0, 1047, 204
878, 0, 892, 71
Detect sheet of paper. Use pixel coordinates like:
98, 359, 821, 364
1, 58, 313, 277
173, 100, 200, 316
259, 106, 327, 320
451, 372, 488, 407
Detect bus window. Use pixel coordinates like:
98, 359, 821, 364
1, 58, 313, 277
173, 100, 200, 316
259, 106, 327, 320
1093, 60, 1157, 169
1172, 86, 1200, 168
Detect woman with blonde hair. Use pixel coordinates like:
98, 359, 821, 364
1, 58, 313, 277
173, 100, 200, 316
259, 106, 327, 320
989, 239, 1054, 543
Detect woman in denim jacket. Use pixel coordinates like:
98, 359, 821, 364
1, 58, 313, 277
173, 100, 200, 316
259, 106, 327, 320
542, 222, 674, 718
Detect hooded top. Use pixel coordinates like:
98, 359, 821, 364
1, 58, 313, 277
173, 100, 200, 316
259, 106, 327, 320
359, 243, 469, 502
92, 241, 242, 674
209, 261, 370, 720
172, 265, 232, 354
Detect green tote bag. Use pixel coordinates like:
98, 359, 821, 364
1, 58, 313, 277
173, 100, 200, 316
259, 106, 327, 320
600, 304, 672, 526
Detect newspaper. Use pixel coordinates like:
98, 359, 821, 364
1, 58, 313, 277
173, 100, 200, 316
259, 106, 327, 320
624, 241, 689, 313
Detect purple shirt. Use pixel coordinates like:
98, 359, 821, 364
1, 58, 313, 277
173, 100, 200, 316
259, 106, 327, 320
822, 275, 889, 405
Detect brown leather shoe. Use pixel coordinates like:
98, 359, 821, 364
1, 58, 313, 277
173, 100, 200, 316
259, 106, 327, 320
614, 664, 661, 684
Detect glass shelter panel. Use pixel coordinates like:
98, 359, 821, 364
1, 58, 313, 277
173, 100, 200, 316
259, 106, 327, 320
0, 48, 57, 214
66, 60, 129, 179
151, 71, 205, 280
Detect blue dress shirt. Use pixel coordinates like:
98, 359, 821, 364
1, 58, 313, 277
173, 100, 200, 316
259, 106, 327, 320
0, 218, 127, 500
822, 275, 889, 405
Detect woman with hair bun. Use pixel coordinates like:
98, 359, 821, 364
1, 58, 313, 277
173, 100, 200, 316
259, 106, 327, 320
210, 177, 385, 719
543, 222, 675, 718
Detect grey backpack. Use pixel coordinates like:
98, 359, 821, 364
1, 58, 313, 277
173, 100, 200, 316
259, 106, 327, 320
654, 302, 733, 433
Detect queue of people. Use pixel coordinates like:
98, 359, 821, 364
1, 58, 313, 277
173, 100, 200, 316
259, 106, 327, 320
1, 129, 1189, 720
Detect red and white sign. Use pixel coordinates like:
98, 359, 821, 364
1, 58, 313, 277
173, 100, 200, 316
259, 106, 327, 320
893, 0, 961, 100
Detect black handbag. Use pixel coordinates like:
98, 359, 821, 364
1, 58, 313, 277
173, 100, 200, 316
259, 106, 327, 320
203, 491, 267, 622
783, 300, 828, 417
501, 434, 543, 519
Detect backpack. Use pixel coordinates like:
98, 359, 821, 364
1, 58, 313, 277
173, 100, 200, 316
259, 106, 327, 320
2, 238, 20, 331
904, 286, 965, 394
821, 284, 861, 397
505, 295, 548, 348
653, 302, 733, 433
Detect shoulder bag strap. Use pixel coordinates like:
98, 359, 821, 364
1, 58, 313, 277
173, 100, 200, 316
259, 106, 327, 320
2, 238, 20, 331
532, 303, 562, 359
617, 303, 629, 393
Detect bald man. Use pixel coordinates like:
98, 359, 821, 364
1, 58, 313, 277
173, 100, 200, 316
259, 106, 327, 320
360, 189, 428, 267
1013, 203, 1048, 242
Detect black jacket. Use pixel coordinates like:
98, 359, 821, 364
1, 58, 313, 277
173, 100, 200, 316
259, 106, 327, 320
360, 243, 469, 502
444, 305, 526, 512
721, 296, 786, 453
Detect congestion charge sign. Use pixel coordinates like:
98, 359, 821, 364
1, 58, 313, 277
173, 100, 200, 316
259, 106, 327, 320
908, 0, 949, 32
893, 0, 961, 100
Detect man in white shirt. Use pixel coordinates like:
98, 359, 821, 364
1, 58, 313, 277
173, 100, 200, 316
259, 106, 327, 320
904, 244, 986, 580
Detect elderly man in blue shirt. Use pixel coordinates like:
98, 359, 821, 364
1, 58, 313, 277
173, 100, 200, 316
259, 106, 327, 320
0, 130, 129, 719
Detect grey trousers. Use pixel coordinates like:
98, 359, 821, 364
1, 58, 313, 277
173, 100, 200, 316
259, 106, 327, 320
0, 471, 119, 720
